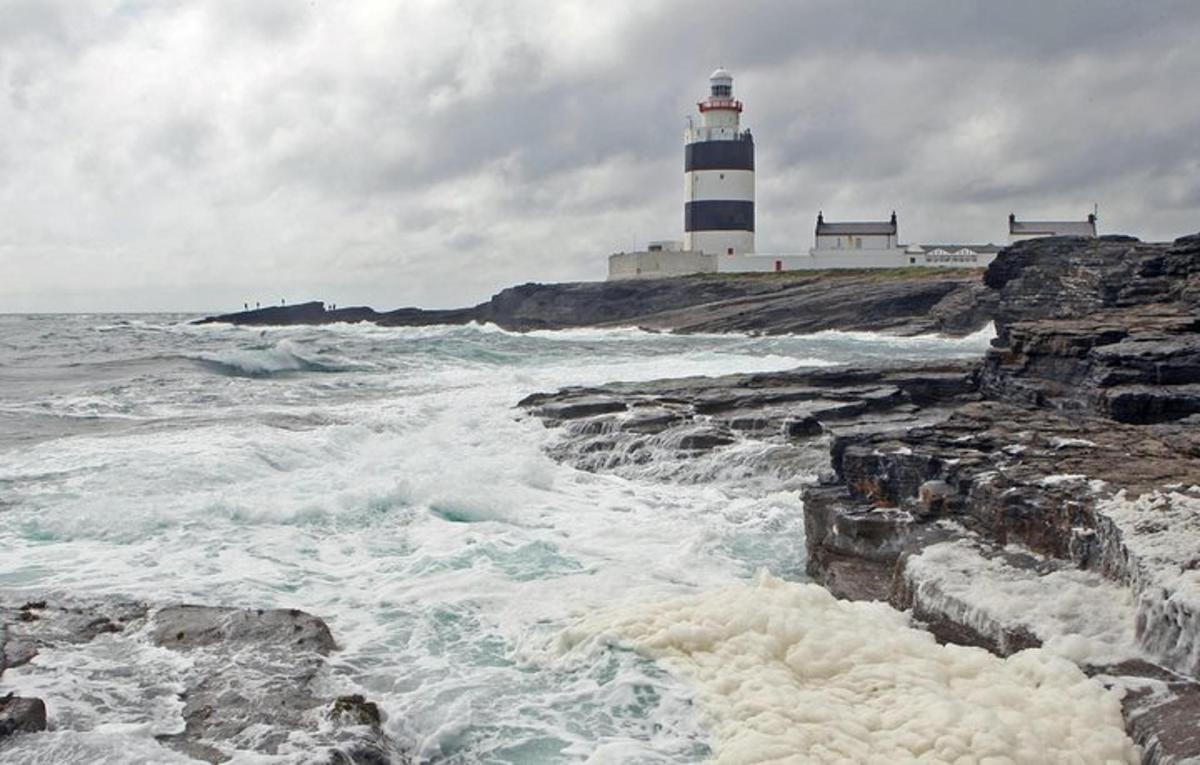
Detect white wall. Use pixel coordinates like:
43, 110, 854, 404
700, 108, 739, 131
608, 250, 717, 280
685, 169, 754, 201
717, 249, 997, 273
814, 233, 896, 250
609, 248, 995, 279
685, 230, 755, 257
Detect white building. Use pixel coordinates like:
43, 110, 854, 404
1008, 213, 1097, 243
814, 211, 899, 251
606, 69, 1088, 281
717, 212, 1002, 273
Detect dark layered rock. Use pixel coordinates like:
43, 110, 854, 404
1114, 662, 1200, 765
981, 234, 1200, 422
521, 232, 1200, 763
519, 361, 979, 483
0, 596, 406, 763
197, 269, 992, 337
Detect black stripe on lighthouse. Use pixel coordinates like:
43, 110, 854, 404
684, 200, 755, 232
684, 140, 754, 172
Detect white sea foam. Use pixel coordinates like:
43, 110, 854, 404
903, 539, 1140, 665
806, 321, 997, 348
560, 572, 1137, 764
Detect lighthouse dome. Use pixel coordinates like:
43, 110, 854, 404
710, 67, 732, 82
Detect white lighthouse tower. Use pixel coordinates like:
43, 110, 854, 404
683, 68, 755, 256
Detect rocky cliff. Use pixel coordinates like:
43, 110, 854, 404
196, 269, 993, 337
520, 234, 1200, 763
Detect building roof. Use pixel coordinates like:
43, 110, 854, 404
1009, 214, 1097, 236
815, 211, 897, 236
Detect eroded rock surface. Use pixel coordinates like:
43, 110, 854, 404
0, 596, 405, 763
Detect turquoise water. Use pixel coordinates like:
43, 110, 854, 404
0, 315, 992, 762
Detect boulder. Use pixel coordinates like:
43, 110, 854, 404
0, 695, 46, 738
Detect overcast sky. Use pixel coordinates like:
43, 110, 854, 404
3, 0, 1199, 312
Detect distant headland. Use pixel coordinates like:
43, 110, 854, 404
194, 266, 993, 337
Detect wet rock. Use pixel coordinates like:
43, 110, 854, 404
783, 415, 822, 439
916, 480, 955, 517
150, 604, 336, 654
521, 361, 980, 483
530, 397, 627, 422
0, 597, 407, 763
1, 598, 147, 653
619, 409, 689, 434
0, 694, 46, 738
329, 694, 383, 727
1082, 659, 1200, 765
674, 427, 736, 451
147, 605, 406, 762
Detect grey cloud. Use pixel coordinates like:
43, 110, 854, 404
1, 0, 1198, 312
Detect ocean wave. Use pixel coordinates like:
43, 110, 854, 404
189, 339, 368, 377
806, 321, 997, 347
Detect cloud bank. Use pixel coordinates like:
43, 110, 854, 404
2, 0, 1198, 311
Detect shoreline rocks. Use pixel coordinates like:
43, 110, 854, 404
520, 233, 1200, 763
0, 596, 406, 763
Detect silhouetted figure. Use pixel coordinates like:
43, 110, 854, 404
244, 303, 248, 310
255, 302, 260, 309
281, 298, 285, 306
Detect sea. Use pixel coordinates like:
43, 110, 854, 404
0, 315, 1135, 764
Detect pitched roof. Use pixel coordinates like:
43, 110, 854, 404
816, 212, 897, 236
1009, 215, 1096, 236
817, 221, 897, 235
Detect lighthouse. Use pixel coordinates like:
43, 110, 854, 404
683, 68, 755, 256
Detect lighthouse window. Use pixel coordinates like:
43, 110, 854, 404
719, 173, 725, 180
712, 84, 731, 97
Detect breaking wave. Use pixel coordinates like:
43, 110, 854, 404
189, 339, 367, 377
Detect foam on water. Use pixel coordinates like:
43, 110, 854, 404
559, 573, 1136, 764
0, 315, 1131, 763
